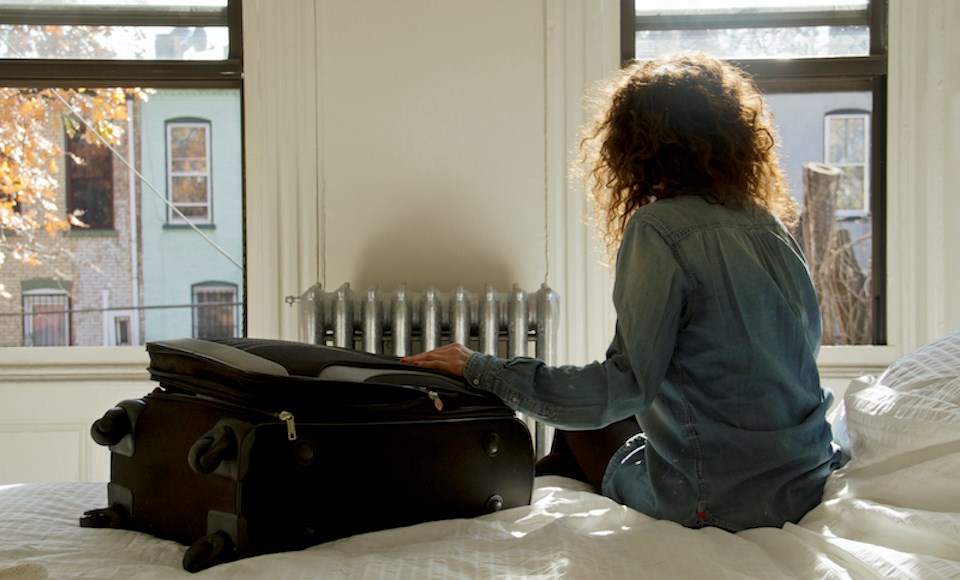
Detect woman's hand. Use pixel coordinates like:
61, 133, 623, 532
400, 342, 475, 377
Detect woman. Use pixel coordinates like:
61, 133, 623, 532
402, 52, 841, 532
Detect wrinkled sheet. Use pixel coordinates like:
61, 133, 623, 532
1, 468, 957, 579
3, 332, 960, 579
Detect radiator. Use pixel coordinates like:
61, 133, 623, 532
296, 282, 560, 456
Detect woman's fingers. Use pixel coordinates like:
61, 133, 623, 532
401, 343, 474, 377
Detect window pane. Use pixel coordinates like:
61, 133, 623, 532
171, 177, 208, 203
171, 159, 207, 173
0, 25, 229, 60
767, 91, 873, 345
634, 26, 869, 60
636, 0, 868, 15
836, 166, 865, 211
170, 126, 207, 157
827, 117, 866, 164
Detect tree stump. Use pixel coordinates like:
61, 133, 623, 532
798, 162, 872, 345
800, 163, 842, 274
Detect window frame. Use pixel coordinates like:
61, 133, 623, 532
65, 119, 116, 230
621, 0, 888, 345
106, 310, 135, 346
166, 119, 213, 225
824, 110, 871, 217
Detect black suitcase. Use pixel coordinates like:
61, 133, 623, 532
81, 338, 534, 572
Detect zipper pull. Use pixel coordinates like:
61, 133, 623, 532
278, 411, 297, 441
428, 391, 443, 411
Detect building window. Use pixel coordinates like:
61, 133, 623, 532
192, 283, 239, 339
105, 310, 136, 346
825, 111, 870, 215
167, 120, 212, 225
23, 289, 71, 347
623, 0, 886, 346
66, 119, 114, 230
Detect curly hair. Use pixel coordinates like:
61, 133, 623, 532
579, 52, 797, 260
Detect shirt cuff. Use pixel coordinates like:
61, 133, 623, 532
464, 351, 502, 389
463, 352, 560, 422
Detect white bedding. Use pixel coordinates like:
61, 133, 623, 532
2, 332, 960, 579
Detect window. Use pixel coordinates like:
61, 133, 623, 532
825, 111, 870, 215
66, 120, 114, 230
23, 289, 71, 347
0, 1, 244, 348
106, 310, 136, 346
167, 120, 212, 224
623, 0, 887, 346
192, 283, 239, 339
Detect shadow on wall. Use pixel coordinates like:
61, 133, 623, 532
347, 208, 527, 294
350, 224, 518, 291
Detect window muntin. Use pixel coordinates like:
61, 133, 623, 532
22, 289, 70, 346
166, 120, 212, 224
624, 0, 886, 345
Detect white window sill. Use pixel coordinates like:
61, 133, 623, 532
0, 346, 149, 383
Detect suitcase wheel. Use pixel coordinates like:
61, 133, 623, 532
183, 530, 235, 573
90, 406, 131, 447
187, 425, 237, 474
79, 506, 126, 529
485, 494, 504, 513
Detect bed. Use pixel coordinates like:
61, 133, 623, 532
2, 332, 959, 579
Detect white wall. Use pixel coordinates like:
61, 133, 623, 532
0, 0, 955, 484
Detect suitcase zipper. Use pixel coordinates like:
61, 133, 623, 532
277, 410, 297, 441
427, 390, 443, 411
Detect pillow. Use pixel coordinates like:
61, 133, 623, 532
838, 330, 960, 468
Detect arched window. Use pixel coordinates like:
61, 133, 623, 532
167, 119, 213, 224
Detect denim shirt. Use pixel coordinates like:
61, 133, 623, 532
464, 195, 841, 531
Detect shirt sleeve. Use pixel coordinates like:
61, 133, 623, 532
462, 216, 689, 430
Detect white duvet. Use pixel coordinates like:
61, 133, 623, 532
2, 332, 960, 579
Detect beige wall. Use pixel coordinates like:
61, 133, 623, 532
243, 0, 621, 363
318, 1, 548, 292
